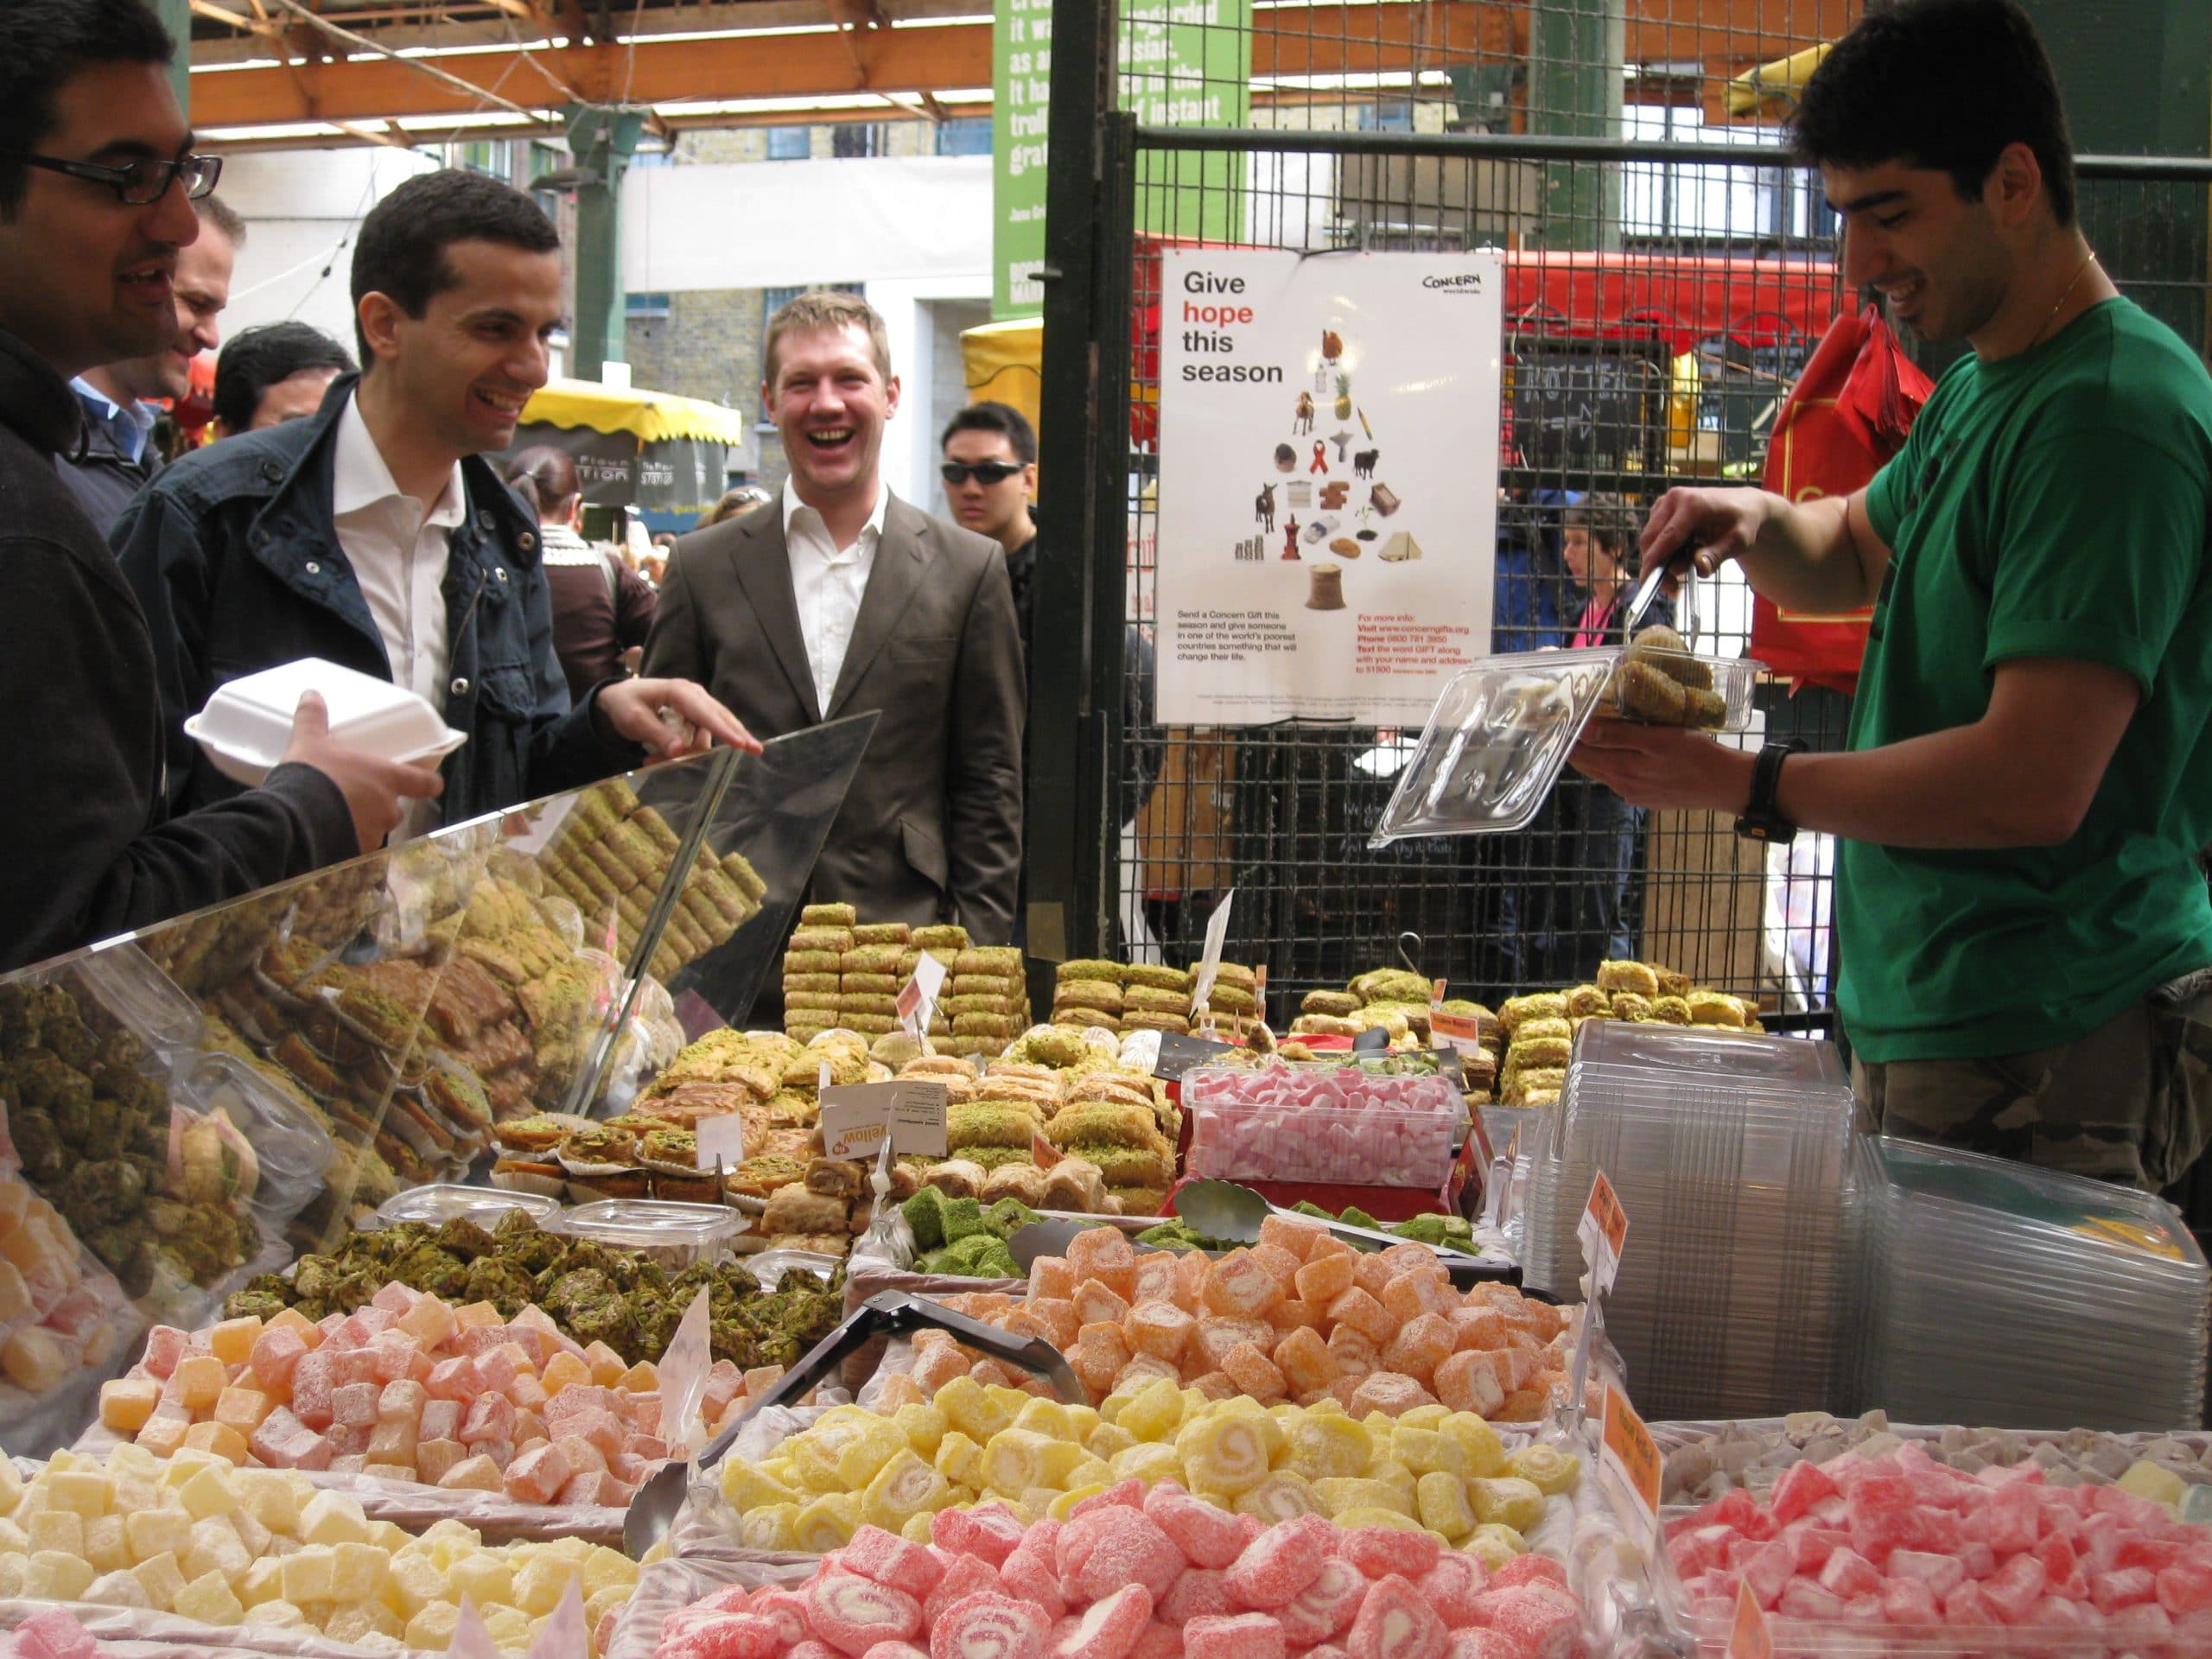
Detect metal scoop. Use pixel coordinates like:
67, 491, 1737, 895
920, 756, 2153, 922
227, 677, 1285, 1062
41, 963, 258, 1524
624, 1288, 1084, 1559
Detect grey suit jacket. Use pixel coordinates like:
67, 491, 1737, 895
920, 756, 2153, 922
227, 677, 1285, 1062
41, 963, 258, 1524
645, 493, 1027, 944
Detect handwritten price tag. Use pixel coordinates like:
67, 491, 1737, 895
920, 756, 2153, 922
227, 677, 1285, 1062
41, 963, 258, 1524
1729, 1581, 1775, 1659
1189, 888, 1236, 1015
1577, 1171, 1629, 1296
1599, 1382, 1662, 1535
899, 952, 948, 1043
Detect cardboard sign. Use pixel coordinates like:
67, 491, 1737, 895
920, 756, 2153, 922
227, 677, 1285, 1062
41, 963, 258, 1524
693, 1113, 747, 1173
899, 952, 949, 1043
1729, 1581, 1775, 1659
1599, 1382, 1662, 1532
1153, 1030, 1239, 1082
1577, 1171, 1628, 1296
818, 1081, 950, 1160
1189, 888, 1236, 1014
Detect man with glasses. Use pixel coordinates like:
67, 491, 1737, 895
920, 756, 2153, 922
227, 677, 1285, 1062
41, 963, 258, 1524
60, 193, 244, 534
0, 0, 435, 972
646, 291, 1025, 942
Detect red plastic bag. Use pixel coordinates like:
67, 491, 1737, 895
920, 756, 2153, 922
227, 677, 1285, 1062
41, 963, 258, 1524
1751, 305, 1935, 694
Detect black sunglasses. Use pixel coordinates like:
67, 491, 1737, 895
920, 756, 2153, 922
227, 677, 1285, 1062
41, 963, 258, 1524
12, 152, 223, 206
941, 460, 1025, 486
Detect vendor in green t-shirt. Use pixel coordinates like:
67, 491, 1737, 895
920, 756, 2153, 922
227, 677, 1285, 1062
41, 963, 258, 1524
1571, 0, 2212, 1194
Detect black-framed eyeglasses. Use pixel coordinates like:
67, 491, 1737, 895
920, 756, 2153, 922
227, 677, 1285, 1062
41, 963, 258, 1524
11, 152, 223, 205
941, 460, 1024, 486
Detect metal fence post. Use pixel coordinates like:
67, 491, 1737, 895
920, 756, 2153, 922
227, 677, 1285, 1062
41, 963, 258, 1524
1028, 0, 1122, 978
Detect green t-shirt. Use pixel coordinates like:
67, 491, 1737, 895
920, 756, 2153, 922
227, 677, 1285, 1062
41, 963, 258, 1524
1844, 297, 2212, 1062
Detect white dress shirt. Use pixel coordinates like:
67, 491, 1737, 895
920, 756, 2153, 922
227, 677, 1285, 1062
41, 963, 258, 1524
784, 477, 887, 715
331, 391, 464, 709
331, 391, 466, 838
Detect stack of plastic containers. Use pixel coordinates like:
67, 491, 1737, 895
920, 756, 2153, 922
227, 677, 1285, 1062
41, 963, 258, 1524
1519, 1021, 1858, 1420
1855, 1134, 2210, 1430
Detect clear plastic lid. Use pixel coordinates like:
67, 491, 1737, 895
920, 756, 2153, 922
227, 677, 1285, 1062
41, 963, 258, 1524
1570, 1019, 1850, 1090
373, 1182, 562, 1230
1867, 1134, 2209, 1271
1369, 649, 1619, 841
73, 942, 204, 1061
182, 657, 465, 785
553, 1197, 749, 1254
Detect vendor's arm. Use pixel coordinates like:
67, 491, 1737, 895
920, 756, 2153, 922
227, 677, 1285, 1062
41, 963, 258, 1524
1571, 654, 2138, 849
1640, 486, 1890, 616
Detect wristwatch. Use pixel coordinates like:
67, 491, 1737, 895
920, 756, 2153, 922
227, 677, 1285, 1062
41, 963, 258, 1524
1735, 740, 1804, 842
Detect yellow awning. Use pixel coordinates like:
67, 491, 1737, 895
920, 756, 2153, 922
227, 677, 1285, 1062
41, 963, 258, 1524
960, 318, 1044, 435
521, 377, 753, 448
1724, 41, 1832, 118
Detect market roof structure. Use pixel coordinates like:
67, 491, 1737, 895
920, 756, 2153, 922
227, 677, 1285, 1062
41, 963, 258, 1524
188, 0, 1853, 148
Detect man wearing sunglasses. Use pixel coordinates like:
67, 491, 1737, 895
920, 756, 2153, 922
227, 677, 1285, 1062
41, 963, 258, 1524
0, 0, 433, 972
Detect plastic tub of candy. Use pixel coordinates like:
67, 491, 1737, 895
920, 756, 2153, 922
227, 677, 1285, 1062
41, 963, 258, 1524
372, 1182, 563, 1231
550, 1198, 748, 1268
1182, 1061, 1463, 1186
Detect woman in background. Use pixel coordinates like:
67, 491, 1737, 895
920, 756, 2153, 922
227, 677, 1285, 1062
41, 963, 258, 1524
504, 446, 658, 702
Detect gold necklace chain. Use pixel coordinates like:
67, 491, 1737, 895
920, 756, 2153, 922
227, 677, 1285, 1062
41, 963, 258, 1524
2031, 251, 2100, 349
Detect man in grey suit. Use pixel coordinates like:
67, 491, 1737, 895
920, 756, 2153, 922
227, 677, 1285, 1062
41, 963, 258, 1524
645, 292, 1026, 942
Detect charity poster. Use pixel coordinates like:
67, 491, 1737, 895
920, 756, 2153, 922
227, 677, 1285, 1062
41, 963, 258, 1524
1154, 249, 1503, 725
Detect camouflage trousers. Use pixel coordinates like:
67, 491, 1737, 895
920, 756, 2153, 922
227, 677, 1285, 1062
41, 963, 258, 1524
1852, 965, 2212, 1192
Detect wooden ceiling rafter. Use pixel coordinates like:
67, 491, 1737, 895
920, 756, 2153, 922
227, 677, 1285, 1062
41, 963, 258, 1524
191, 0, 1840, 138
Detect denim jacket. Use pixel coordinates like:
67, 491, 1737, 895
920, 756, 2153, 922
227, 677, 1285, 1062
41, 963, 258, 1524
112, 375, 641, 828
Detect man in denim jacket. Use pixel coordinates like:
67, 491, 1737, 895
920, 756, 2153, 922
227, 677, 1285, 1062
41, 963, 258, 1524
116, 168, 753, 835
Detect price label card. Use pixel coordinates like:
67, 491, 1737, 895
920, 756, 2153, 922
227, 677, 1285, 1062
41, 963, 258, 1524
1189, 888, 1236, 1014
1431, 1008, 1485, 1053
1729, 1582, 1775, 1659
1577, 1170, 1629, 1296
899, 952, 949, 1043
818, 1081, 950, 1160
1599, 1382, 1662, 1535
693, 1113, 748, 1173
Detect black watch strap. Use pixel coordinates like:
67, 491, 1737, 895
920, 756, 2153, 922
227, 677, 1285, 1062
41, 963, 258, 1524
1735, 739, 1804, 842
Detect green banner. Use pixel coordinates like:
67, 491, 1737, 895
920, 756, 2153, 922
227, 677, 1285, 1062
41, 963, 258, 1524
992, 0, 1252, 320
1119, 0, 1250, 248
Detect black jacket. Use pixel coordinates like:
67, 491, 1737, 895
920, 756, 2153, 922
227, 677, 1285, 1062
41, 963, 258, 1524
54, 391, 158, 540
112, 374, 643, 829
0, 327, 353, 975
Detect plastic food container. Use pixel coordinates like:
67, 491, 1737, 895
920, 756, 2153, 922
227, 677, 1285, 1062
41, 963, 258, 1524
170, 1051, 334, 1222
551, 1197, 748, 1268
372, 1182, 563, 1231
1370, 645, 1762, 843
183, 657, 465, 786
1595, 644, 1763, 732
1182, 1062, 1463, 1186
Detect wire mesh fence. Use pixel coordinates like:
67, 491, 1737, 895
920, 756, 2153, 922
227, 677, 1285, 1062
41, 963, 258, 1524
1075, 1, 2212, 1027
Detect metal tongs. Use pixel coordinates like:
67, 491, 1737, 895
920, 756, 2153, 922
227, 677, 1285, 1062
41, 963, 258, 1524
624, 1288, 1084, 1558
1618, 543, 1698, 637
